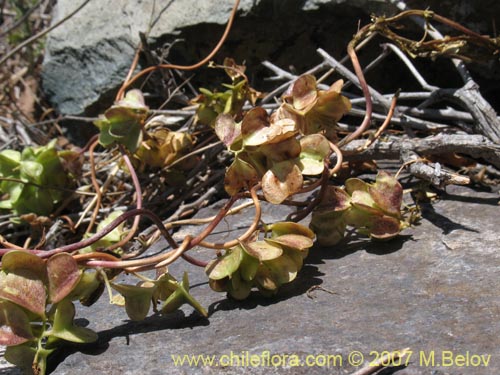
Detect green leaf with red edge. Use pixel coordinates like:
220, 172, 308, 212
369, 215, 402, 240
241, 240, 283, 262
267, 221, 315, 239
1, 250, 47, 282
0, 251, 47, 317
224, 157, 259, 196
265, 234, 314, 252
214, 114, 241, 147
47, 253, 82, 304
317, 186, 351, 212
205, 246, 243, 280
258, 137, 301, 163
49, 299, 98, 343
262, 160, 303, 204
290, 74, 318, 111
242, 107, 296, 146
369, 171, 403, 217
116, 89, 148, 110
0, 300, 35, 346
298, 134, 330, 175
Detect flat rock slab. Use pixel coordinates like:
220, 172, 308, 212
3, 185, 500, 374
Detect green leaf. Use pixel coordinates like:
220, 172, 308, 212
65, 270, 103, 306
49, 299, 98, 343
19, 161, 43, 183
298, 134, 330, 175
4, 344, 39, 371
267, 221, 315, 239
227, 271, 252, 300
111, 282, 155, 321
239, 249, 259, 282
258, 137, 301, 163
310, 209, 347, 246
205, 247, 243, 280
161, 273, 207, 317
263, 253, 299, 285
0, 150, 21, 173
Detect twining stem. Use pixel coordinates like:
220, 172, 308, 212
361, 91, 399, 150
85, 139, 102, 233
329, 141, 343, 176
288, 166, 330, 222
0, 208, 177, 258
197, 185, 261, 249
108, 146, 143, 250
338, 25, 373, 147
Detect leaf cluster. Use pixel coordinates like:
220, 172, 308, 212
215, 74, 350, 204
0, 139, 79, 217
310, 172, 407, 245
206, 222, 314, 299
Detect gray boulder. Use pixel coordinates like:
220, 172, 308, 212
41, 0, 397, 117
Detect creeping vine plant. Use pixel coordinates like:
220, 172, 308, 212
3, 3, 493, 373
0, 69, 405, 374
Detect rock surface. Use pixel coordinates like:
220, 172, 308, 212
40, 0, 406, 117
40, 0, 500, 144
1, 185, 496, 374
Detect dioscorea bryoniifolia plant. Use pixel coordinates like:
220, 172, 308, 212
206, 222, 315, 299
214, 74, 351, 204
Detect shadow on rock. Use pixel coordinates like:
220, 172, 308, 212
208, 263, 324, 315
419, 201, 479, 235
307, 234, 412, 262
47, 310, 209, 374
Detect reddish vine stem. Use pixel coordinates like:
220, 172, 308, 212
338, 25, 373, 147
0, 208, 177, 258
109, 146, 144, 251
188, 187, 249, 248
287, 166, 330, 222
85, 139, 102, 233
115, 0, 241, 101
181, 253, 208, 268
197, 185, 261, 249
361, 90, 399, 150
